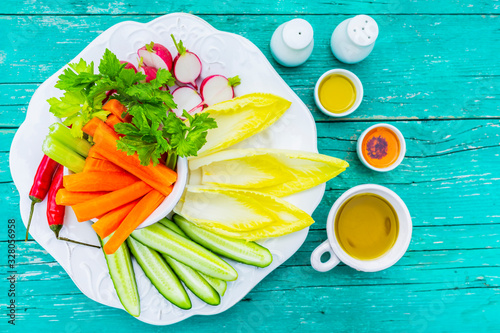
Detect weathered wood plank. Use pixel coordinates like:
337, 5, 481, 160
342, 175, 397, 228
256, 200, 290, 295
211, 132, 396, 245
1, 240, 499, 332
0, 105, 27, 127
2, 0, 499, 15
0, 15, 498, 120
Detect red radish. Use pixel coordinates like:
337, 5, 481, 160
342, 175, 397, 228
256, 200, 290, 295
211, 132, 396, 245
120, 61, 138, 73
171, 86, 204, 117
139, 64, 157, 83
137, 41, 173, 71
171, 34, 202, 89
200, 75, 241, 106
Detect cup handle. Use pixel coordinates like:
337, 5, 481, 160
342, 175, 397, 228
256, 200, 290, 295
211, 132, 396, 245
310, 240, 341, 272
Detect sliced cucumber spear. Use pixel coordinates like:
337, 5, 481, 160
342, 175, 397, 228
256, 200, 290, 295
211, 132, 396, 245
100, 235, 140, 317
131, 223, 238, 281
199, 272, 227, 296
163, 256, 220, 306
126, 237, 192, 310
173, 214, 273, 268
160, 218, 228, 297
158, 218, 221, 305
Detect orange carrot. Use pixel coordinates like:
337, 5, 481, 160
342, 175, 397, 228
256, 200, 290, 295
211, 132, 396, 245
55, 189, 109, 206
104, 190, 165, 254
92, 199, 139, 239
72, 181, 152, 222
105, 114, 123, 129
103, 99, 127, 121
63, 171, 139, 192
93, 123, 177, 197
83, 157, 125, 173
82, 117, 108, 137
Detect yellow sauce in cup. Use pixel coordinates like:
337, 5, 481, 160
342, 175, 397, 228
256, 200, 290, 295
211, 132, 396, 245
318, 74, 356, 114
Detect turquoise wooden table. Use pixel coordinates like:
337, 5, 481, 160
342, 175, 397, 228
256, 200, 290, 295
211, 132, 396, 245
2, 1, 499, 332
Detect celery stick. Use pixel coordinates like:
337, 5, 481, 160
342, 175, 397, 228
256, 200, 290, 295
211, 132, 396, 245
48, 123, 91, 158
42, 136, 86, 173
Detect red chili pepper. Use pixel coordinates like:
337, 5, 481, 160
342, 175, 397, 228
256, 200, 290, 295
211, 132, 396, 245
25, 155, 60, 241
46, 165, 100, 248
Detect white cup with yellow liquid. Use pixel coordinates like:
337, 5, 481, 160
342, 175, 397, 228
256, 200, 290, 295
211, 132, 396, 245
314, 68, 363, 117
311, 184, 412, 272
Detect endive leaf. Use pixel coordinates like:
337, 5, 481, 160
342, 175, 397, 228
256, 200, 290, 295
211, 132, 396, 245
189, 148, 349, 197
173, 185, 314, 241
197, 93, 291, 156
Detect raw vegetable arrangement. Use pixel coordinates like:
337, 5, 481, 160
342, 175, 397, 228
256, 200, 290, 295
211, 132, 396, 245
26, 35, 349, 317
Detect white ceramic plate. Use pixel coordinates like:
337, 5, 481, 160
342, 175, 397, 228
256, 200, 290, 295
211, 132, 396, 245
10, 13, 325, 325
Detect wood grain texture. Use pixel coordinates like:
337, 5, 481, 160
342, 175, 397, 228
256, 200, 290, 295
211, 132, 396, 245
2, 0, 500, 15
1, 2, 500, 332
0, 15, 499, 121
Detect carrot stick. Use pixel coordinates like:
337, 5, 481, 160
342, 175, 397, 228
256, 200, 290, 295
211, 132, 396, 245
103, 190, 165, 254
93, 123, 177, 196
82, 117, 109, 137
92, 199, 139, 239
55, 189, 109, 206
72, 181, 153, 222
63, 171, 139, 192
105, 114, 123, 129
83, 157, 125, 173
102, 99, 127, 121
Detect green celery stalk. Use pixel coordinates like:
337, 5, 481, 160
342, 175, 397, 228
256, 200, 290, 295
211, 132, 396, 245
166, 152, 177, 170
48, 123, 92, 158
42, 136, 86, 173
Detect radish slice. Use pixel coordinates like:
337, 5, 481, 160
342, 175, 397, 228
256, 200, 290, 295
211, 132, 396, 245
188, 104, 205, 116
139, 65, 157, 83
137, 42, 173, 71
171, 86, 203, 117
171, 35, 202, 89
120, 61, 138, 73
200, 75, 241, 106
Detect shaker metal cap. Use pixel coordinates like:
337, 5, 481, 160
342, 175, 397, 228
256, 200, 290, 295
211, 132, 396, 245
282, 18, 314, 50
347, 15, 379, 47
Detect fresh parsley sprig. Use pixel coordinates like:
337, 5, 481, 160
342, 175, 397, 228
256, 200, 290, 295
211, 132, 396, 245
48, 47, 217, 168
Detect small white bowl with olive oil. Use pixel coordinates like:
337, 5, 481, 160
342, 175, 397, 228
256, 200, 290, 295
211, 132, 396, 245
314, 68, 363, 117
310, 184, 412, 272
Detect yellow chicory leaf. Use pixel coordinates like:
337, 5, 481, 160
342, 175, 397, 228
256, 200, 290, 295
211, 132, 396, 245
189, 148, 349, 197
196, 93, 291, 156
173, 185, 314, 241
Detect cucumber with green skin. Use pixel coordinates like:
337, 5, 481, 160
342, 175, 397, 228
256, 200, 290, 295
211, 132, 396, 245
163, 255, 221, 305
173, 214, 273, 268
131, 223, 238, 281
100, 235, 140, 317
159, 217, 184, 236
199, 272, 227, 296
158, 218, 221, 304
126, 237, 192, 310
160, 218, 227, 297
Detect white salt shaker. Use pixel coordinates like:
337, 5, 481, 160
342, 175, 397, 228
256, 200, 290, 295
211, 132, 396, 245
270, 19, 314, 67
330, 15, 379, 64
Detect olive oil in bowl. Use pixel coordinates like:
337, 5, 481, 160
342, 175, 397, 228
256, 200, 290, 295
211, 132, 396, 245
334, 193, 399, 260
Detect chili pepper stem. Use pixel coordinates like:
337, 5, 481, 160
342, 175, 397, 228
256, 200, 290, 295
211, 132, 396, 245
50, 224, 100, 249
25, 200, 38, 241
58, 237, 101, 249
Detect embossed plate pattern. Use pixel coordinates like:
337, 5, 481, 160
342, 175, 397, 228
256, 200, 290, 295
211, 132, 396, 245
10, 13, 325, 325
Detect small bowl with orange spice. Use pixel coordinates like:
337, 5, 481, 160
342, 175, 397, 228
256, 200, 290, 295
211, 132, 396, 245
357, 124, 406, 172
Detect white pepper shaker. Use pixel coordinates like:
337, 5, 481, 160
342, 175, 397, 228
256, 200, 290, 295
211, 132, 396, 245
330, 15, 379, 64
270, 18, 314, 67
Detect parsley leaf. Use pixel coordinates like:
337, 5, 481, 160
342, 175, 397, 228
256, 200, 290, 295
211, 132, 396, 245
162, 110, 218, 169
98, 48, 124, 79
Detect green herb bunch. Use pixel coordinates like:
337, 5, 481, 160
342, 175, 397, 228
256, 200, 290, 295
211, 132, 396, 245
48, 48, 217, 168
